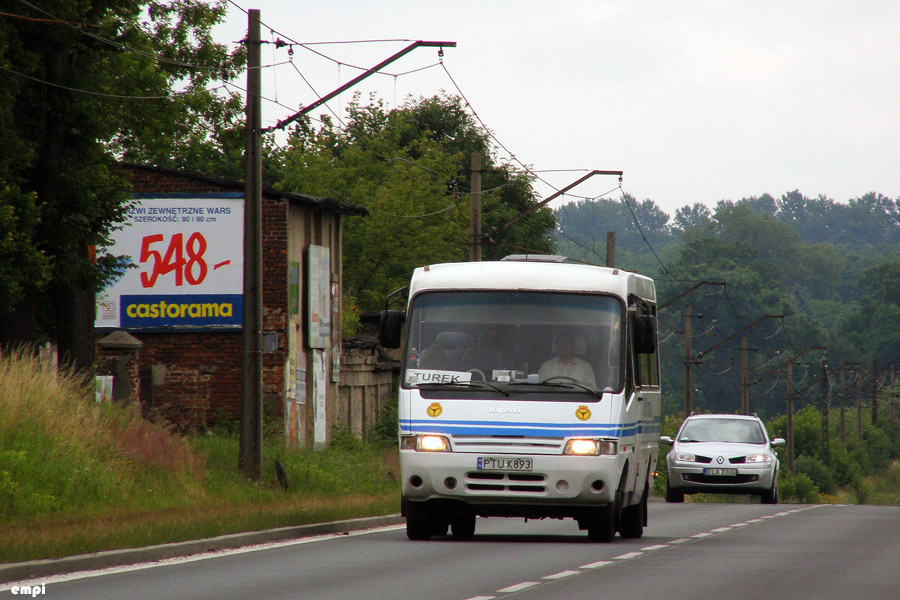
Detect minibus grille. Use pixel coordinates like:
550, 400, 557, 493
451, 435, 564, 454
465, 471, 547, 494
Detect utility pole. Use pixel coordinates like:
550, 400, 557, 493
781, 346, 825, 472
857, 370, 863, 440
240, 8, 263, 480
786, 361, 794, 471
839, 363, 846, 444
606, 232, 615, 268
822, 361, 830, 464
740, 337, 749, 414
872, 359, 878, 425
469, 153, 482, 262
683, 304, 693, 417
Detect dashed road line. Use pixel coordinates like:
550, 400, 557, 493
497, 581, 540, 593
580, 560, 614, 569
460, 505, 827, 600
543, 570, 580, 580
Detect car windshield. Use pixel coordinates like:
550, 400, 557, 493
678, 418, 766, 444
401, 290, 623, 395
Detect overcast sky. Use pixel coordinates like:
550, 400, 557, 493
216, 1, 900, 216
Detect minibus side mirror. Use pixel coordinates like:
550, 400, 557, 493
632, 314, 657, 354
379, 310, 406, 349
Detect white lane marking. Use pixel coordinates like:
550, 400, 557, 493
0, 524, 407, 590
580, 560, 614, 569
711, 527, 731, 533
497, 582, 540, 593
747, 518, 764, 523
613, 552, 644, 560
543, 570, 580, 580
464, 597, 496, 600
641, 544, 669, 551
692, 532, 713, 538
669, 538, 692, 544
732, 522, 748, 527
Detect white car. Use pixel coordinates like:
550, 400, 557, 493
660, 414, 785, 504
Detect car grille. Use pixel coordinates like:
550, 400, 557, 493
693, 455, 714, 464
465, 471, 547, 494
683, 474, 760, 485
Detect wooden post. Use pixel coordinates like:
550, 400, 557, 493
683, 303, 692, 417
469, 153, 482, 262
786, 361, 794, 472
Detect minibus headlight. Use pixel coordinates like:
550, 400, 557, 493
401, 434, 451, 452
564, 439, 617, 456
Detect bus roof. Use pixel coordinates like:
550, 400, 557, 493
409, 259, 656, 302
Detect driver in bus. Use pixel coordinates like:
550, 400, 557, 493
538, 333, 596, 386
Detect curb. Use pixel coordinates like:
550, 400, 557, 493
0, 514, 405, 584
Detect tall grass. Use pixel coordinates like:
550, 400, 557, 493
0, 349, 399, 562
0, 349, 203, 522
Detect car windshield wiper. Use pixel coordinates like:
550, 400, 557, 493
506, 381, 607, 399
414, 381, 509, 396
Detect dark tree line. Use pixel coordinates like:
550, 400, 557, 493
555, 191, 900, 418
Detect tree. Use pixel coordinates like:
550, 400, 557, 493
279, 93, 555, 311
0, 0, 240, 370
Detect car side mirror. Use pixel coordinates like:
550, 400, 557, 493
659, 435, 674, 444
770, 438, 786, 447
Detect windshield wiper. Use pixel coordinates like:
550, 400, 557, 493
415, 381, 509, 396
506, 381, 607, 399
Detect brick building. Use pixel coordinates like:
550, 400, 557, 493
95, 164, 371, 447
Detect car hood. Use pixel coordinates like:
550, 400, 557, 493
672, 441, 771, 458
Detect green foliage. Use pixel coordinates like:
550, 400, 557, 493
342, 295, 362, 338
279, 93, 555, 311
793, 454, 836, 495
0, 0, 243, 368
778, 470, 820, 504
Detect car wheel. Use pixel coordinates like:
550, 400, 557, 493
406, 501, 433, 540
761, 473, 778, 504
450, 512, 476, 539
665, 479, 684, 503
587, 503, 616, 543
619, 493, 645, 539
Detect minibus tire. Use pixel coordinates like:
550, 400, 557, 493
619, 492, 645, 539
450, 512, 476, 539
406, 501, 433, 541
587, 504, 616, 543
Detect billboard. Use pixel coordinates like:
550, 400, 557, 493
95, 195, 244, 330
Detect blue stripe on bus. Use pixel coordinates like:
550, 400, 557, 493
400, 419, 659, 438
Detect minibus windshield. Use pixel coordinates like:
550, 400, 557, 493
402, 291, 623, 394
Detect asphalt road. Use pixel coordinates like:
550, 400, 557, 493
3, 503, 899, 600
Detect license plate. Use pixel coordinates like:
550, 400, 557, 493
703, 468, 738, 476
477, 457, 533, 471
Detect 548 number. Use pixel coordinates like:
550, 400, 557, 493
139, 232, 208, 288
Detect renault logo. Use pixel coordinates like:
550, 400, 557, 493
717, 456, 724, 464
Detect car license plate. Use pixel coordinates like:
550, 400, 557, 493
477, 457, 533, 471
703, 468, 738, 476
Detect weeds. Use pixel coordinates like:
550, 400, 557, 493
0, 349, 399, 563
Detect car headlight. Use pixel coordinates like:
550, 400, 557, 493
674, 452, 696, 462
745, 453, 772, 463
401, 434, 451, 452
563, 439, 617, 456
